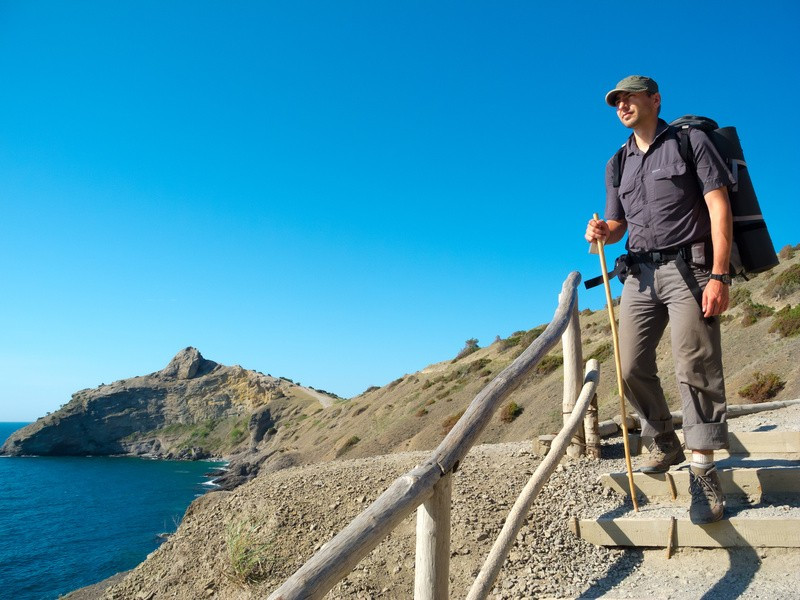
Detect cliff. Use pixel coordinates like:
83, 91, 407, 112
0, 348, 327, 466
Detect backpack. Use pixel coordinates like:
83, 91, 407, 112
608, 115, 778, 277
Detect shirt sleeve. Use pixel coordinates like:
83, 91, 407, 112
688, 128, 735, 195
604, 155, 625, 221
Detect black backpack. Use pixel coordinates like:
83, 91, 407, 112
609, 115, 778, 277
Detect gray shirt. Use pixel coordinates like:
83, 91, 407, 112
605, 119, 734, 252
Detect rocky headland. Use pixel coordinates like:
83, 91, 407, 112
0, 347, 341, 488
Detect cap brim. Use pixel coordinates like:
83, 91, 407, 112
605, 89, 624, 106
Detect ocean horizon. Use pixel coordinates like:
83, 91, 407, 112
0, 422, 224, 600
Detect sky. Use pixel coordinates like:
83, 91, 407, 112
1, 1, 798, 421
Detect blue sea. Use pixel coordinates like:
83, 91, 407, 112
0, 422, 225, 600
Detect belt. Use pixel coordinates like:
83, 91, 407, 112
628, 245, 692, 265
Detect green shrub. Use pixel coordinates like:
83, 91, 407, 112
441, 410, 465, 435
225, 521, 274, 584
769, 304, 800, 337
765, 264, 800, 298
453, 339, 480, 362
535, 353, 563, 375
587, 342, 613, 363
336, 435, 361, 457
500, 326, 546, 353
229, 426, 247, 444
741, 300, 775, 326
738, 372, 786, 403
778, 244, 796, 260
728, 286, 751, 309
467, 358, 491, 373
362, 385, 380, 395
500, 401, 523, 423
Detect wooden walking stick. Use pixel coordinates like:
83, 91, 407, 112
590, 213, 639, 511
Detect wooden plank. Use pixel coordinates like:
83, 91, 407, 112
575, 517, 800, 548
601, 467, 800, 500
639, 431, 800, 456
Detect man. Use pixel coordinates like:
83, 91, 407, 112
585, 75, 734, 524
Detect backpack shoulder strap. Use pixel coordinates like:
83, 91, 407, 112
674, 126, 695, 172
610, 145, 626, 188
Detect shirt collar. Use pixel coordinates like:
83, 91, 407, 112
624, 118, 670, 156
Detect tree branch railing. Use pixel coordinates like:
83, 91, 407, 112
268, 271, 593, 600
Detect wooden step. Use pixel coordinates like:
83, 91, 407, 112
571, 516, 800, 548
633, 431, 800, 458
601, 467, 800, 500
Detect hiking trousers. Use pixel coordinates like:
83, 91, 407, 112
618, 260, 728, 450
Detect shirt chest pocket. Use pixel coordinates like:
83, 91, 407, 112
650, 161, 688, 198
618, 172, 644, 224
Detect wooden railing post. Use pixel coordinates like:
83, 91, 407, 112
561, 302, 585, 458
414, 472, 452, 600
584, 393, 601, 458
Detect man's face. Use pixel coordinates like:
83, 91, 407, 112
615, 91, 660, 129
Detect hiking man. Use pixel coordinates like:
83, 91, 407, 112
585, 75, 734, 523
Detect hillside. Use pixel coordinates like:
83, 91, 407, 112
5, 246, 800, 491
70, 404, 800, 600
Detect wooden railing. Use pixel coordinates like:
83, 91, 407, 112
268, 271, 599, 600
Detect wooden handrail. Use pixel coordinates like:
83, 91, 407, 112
467, 359, 600, 600
268, 271, 582, 600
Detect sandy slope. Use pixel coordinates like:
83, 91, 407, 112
73, 405, 800, 600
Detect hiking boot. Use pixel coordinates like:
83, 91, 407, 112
689, 463, 725, 524
639, 431, 685, 473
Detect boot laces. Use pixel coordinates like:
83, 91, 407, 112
690, 468, 719, 503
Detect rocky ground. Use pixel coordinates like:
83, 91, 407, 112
67, 404, 800, 600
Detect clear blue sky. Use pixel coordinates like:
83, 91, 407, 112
1, 1, 798, 421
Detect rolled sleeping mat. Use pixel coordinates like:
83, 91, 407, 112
710, 126, 779, 274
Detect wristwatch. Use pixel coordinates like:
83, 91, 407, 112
709, 273, 732, 285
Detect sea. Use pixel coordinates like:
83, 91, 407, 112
0, 422, 225, 600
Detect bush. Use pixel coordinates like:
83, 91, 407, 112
466, 358, 491, 373
500, 401, 523, 423
229, 426, 247, 444
769, 304, 800, 337
535, 353, 563, 375
779, 244, 796, 260
441, 410, 465, 435
741, 300, 775, 326
362, 385, 380, 395
728, 286, 751, 309
738, 372, 786, 403
226, 521, 274, 584
453, 338, 480, 362
499, 326, 546, 353
587, 342, 613, 363
415, 408, 428, 417
764, 264, 800, 298
336, 435, 361, 457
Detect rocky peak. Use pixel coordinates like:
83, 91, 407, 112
162, 347, 216, 380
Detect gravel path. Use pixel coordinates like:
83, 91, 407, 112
74, 404, 800, 599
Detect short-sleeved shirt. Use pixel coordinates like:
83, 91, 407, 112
604, 119, 734, 252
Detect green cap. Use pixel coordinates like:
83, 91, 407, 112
605, 75, 659, 106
